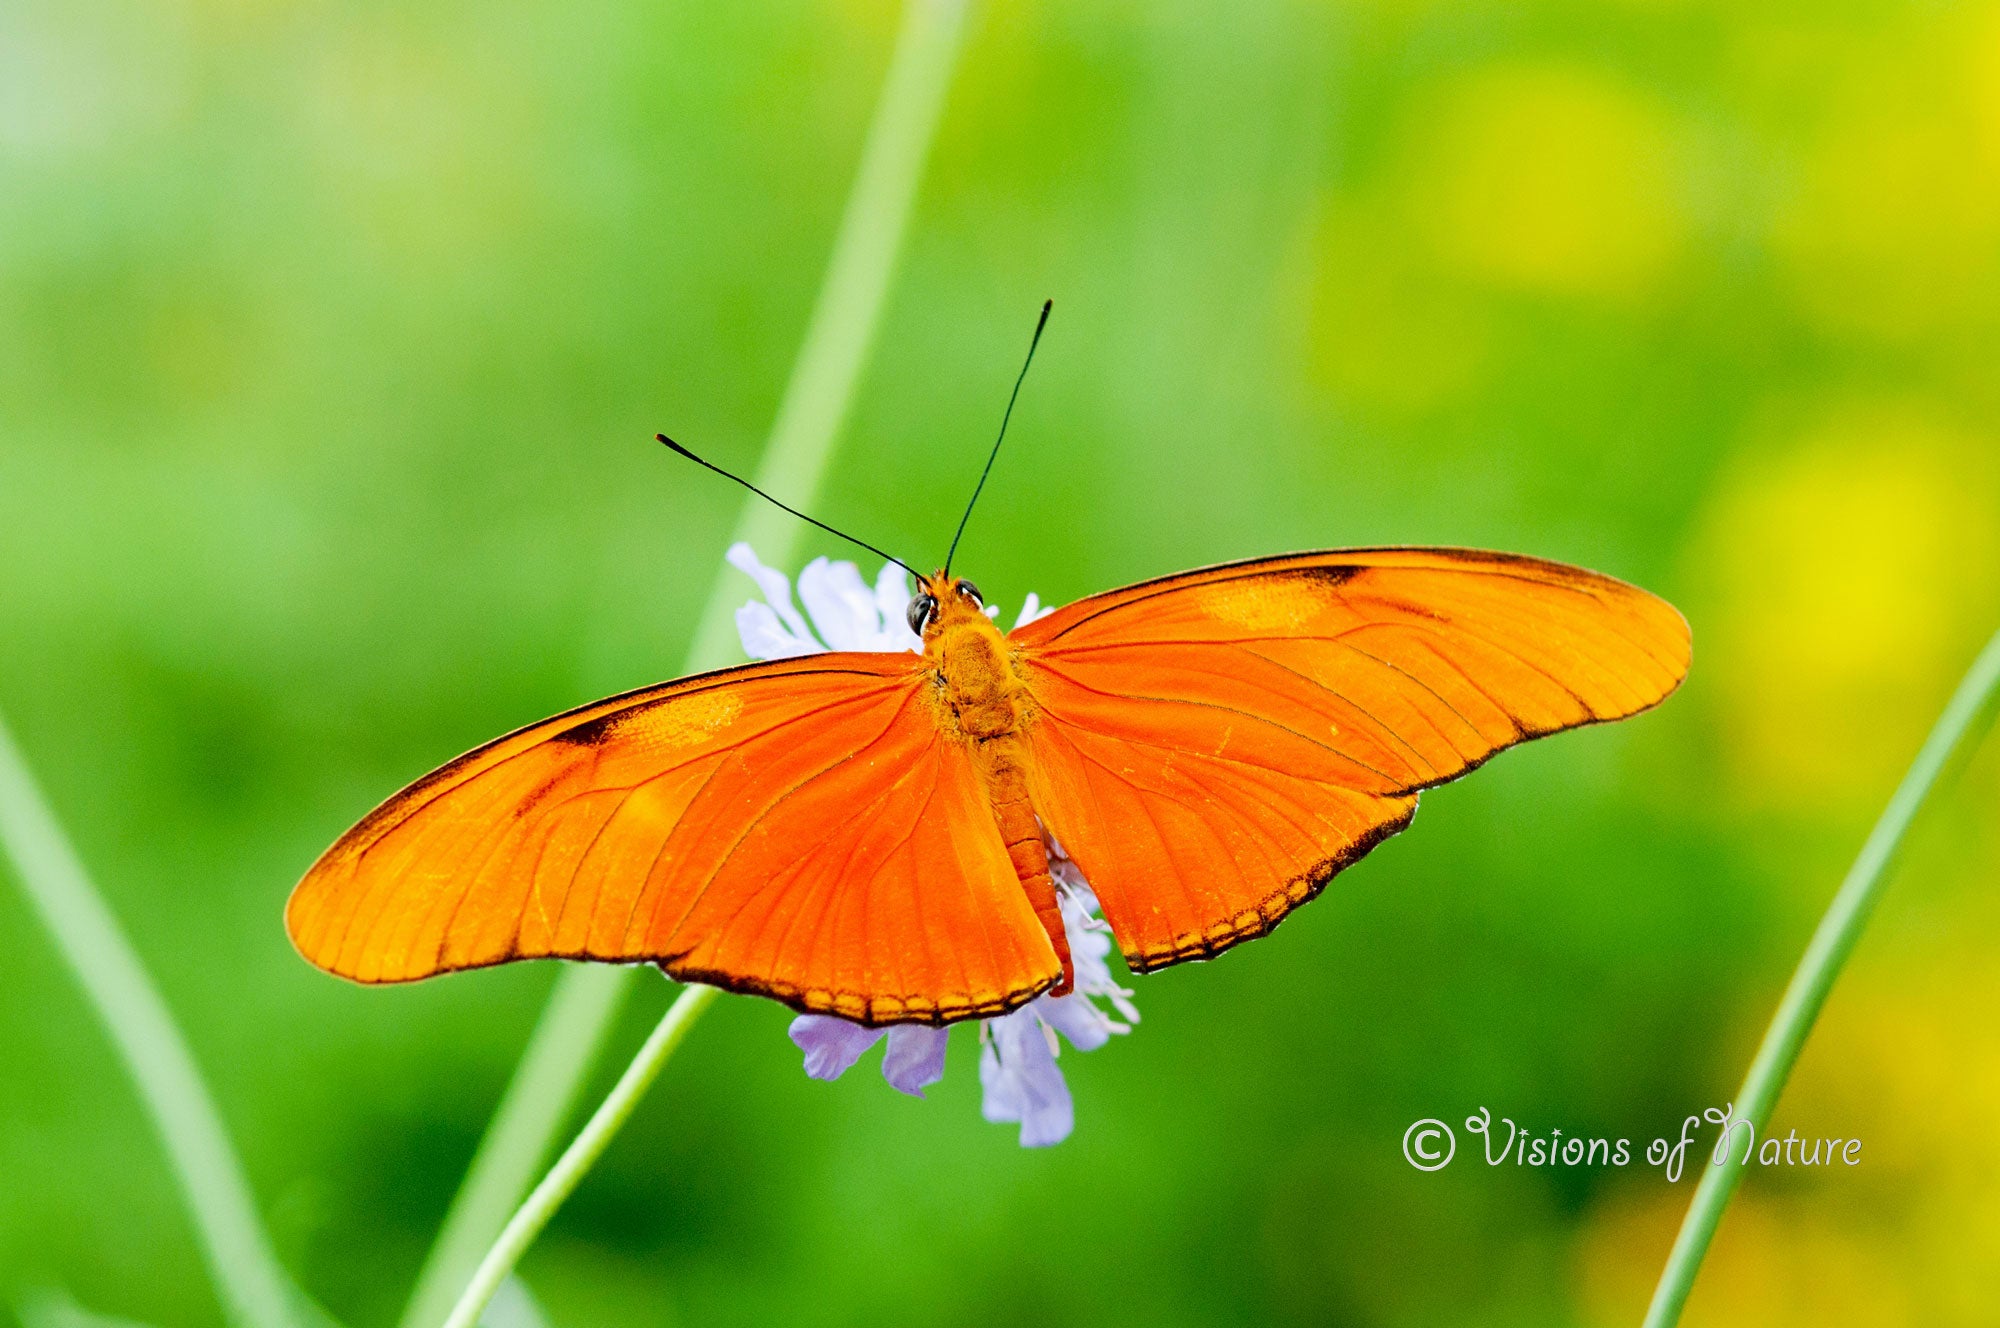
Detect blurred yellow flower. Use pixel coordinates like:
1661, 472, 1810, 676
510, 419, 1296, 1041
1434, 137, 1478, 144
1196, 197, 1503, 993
1575, 1189, 1914, 1327
1768, 11, 2000, 341
1976, 8, 2000, 169
1396, 63, 1689, 302
1692, 402, 1999, 811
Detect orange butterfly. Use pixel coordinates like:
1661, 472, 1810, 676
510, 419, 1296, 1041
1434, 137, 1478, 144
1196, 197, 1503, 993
287, 542, 1688, 1022
286, 306, 1690, 1024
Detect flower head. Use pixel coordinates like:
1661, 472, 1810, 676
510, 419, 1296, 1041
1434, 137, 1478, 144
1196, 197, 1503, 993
730, 542, 1132, 1147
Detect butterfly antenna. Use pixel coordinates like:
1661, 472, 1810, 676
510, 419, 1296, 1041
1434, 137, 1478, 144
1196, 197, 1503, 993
944, 298, 1052, 575
656, 434, 921, 579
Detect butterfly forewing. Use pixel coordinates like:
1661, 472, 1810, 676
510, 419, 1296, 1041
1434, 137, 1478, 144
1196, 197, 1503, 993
1010, 547, 1690, 971
286, 653, 1061, 1025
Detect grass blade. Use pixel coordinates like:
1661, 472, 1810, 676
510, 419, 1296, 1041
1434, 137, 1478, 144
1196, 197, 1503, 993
0, 714, 310, 1328
396, 966, 626, 1328
1642, 627, 2000, 1326
438, 985, 719, 1328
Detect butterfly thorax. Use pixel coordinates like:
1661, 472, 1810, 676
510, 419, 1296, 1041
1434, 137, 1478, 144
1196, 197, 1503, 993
918, 574, 1032, 744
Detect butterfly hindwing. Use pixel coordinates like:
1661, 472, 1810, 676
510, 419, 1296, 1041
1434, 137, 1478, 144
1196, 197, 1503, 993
285, 654, 1061, 1025
1011, 547, 1690, 971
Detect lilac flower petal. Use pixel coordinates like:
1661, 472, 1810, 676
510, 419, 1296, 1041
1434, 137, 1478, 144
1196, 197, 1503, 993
797, 556, 882, 650
1061, 895, 1113, 953
1008, 1018, 1075, 1147
728, 542, 817, 644
977, 1040, 1018, 1120
1034, 993, 1113, 1052
789, 1015, 884, 1080
1070, 923, 1114, 969
881, 1024, 949, 1097
873, 562, 921, 652
977, 1012, 1040, 1124
735, 602, 821, 660
1020, 1089, 1075, 1147
980, 1011, 1075, 1147
1012, 593, 1056, 628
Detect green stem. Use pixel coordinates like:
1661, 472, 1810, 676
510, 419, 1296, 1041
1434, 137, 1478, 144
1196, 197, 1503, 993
1643, 627, 2000, 1328
438, 985, 720, 1328
399, 3, 970, 1322
396, 965, 628, 1328
0, 714, 309, 1328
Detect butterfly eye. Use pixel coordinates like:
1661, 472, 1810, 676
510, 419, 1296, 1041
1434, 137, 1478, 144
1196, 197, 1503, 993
956, 580, 983, 606
906, 593, 937, 634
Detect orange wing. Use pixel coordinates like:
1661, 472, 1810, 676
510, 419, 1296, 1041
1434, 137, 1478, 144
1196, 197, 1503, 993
1010, 547, 1690, 972
286, 655, 1060, 1025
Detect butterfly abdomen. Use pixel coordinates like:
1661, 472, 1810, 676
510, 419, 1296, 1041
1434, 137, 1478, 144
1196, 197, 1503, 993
976, 737, 1074, 998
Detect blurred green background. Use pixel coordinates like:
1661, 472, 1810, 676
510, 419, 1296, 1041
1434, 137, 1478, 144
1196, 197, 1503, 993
4, 0, 2000, 1324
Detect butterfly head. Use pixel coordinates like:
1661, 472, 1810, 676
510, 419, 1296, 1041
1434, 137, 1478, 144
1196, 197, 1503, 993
908, 572, 984, 638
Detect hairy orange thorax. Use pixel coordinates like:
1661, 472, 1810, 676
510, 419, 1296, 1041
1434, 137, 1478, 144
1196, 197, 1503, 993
918, 571, 1028, 741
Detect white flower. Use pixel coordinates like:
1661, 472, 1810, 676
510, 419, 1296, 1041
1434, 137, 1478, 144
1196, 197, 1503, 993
728, 542, 1134, 1147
